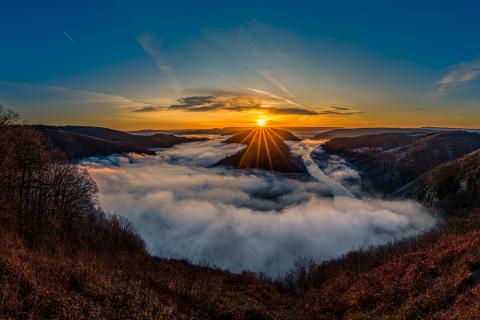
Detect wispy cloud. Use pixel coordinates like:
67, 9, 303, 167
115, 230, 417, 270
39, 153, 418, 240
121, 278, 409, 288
248, 88, 300, 106
316, 110, 364, 116
0, 81, 161, 123
137, 33, 181, 94
257, 69, 297, 99
329, 106, 350, 111
62, 31, 76, 45
322, 105, 364, 115
269, 107, 318, 115
131, 94, 363, 116
412, 106, 427, 111
437, 57, 480, 93
197, 69, 364, 116
133, 94, 262, 113
132, 105, 166, 113
271, 106, 363, 116
202, 67, 302, 107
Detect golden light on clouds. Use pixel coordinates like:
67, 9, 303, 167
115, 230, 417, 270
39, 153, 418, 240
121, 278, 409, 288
123, 92, 371, 129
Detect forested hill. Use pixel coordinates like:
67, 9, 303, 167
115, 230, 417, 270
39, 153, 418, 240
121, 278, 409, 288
311, 127, 431, 139
394, 149, 480, 213
34, 125, 206, 158
322, 130, 480, 194
214, 128, 306, 173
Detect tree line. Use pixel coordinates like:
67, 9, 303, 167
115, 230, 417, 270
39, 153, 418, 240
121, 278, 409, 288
0, 106, 145, 256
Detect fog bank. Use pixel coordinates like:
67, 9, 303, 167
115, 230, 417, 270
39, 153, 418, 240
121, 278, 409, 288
81, 138, 435, 276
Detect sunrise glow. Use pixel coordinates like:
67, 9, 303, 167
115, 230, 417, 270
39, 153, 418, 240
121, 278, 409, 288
1, 1, 479, 130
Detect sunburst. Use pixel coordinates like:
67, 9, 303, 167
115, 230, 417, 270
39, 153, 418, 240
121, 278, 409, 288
256, 118, 267, 127
237, 128, 289, 171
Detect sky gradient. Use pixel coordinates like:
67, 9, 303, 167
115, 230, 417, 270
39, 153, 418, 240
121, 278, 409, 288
1, 0, 479, 129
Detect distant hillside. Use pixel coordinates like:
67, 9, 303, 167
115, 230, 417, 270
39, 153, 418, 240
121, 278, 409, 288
311, 127, 433, 139
214, 128, 306, 173
322, 131, 480, 193
176, 127, 251, 135
277, 127, 340, 139
130, 127, 339, 138
394, 150, 480, 213
35, 125, 205, 158
130, 127, 250, 136
224, 128, 301, 144
423, 126, 480, 133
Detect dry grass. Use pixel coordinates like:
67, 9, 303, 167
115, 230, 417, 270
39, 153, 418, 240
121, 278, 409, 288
302, 228, 480, 319
0, 229, 299, 319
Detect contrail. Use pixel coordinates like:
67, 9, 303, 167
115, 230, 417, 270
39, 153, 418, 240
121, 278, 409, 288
202, 67, 301, 106
137, 34, 182, 94
257, 69, 297, 100
248, 88, 301, 106
62, 32, 76, 45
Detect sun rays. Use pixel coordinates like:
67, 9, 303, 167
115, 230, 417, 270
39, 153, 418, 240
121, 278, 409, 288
237, 128, 288, 171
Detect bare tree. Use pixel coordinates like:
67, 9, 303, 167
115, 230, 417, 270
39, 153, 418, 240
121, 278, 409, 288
0, 107, 145, 255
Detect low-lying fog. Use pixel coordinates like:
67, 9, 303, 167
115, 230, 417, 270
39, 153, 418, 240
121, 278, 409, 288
81, 136, 435, 276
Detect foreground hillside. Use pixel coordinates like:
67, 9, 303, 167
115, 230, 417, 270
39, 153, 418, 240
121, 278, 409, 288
301, 212, 480, 319
0, 233, 298, 319
3, 207, 480, 319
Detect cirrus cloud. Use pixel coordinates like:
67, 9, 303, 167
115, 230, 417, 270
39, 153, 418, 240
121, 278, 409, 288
437, 57, 480, 93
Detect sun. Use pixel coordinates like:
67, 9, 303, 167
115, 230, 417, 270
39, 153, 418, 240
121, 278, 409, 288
256, 118, 267, 127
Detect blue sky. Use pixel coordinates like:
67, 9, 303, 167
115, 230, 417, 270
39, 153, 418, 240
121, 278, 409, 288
0, 0, 479, 129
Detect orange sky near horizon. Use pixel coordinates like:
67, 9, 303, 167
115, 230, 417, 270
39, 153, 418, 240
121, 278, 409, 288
2, 81, 478, 131
44, 103, 476, 131
37, 111, 478, 131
